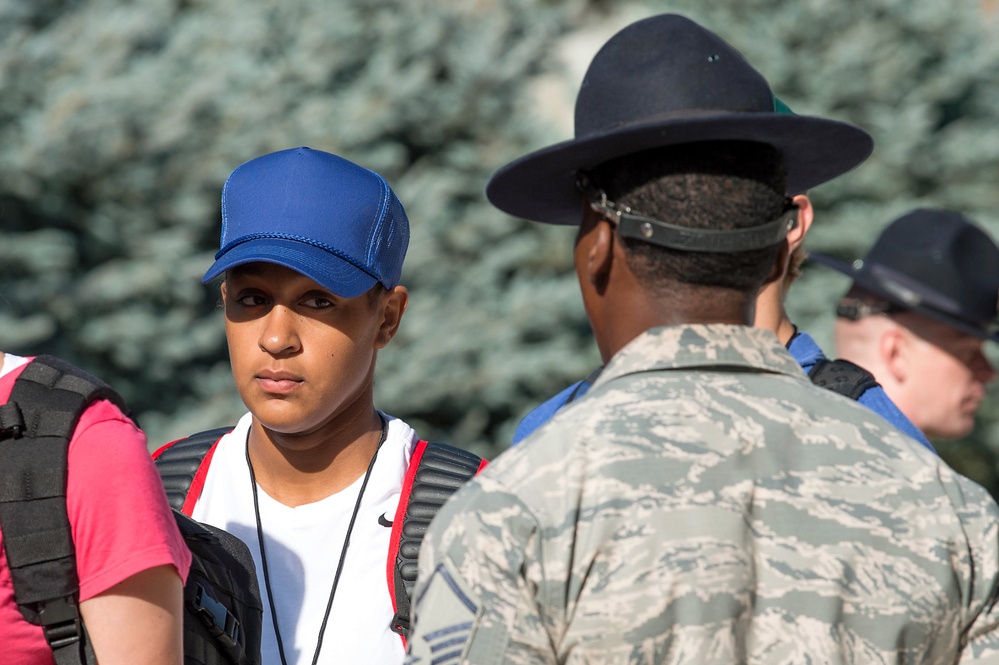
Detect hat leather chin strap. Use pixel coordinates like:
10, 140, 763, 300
577, 173, 797, 252
613, 207, 797, 252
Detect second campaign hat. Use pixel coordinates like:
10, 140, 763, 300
810, 208, 999, 342
486, 13, 873, 226
202, 147, 409, 299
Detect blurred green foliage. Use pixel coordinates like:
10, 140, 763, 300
2, 0, 999, 493
0, 0, 597, 459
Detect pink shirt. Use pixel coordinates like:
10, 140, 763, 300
0, 359, 192, 664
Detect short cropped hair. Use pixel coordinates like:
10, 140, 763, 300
592, 141, 788, 295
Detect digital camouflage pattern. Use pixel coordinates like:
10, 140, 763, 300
407, 324, 999, 664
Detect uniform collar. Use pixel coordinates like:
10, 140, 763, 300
592, 324, 805, 392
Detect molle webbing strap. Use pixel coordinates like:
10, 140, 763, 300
152, 427, 231, 514
390, 442, 484, 638
152, 428, 263, 665
175, 509, 263, 665
808, 358, 880, 401
0, 355, 128, 665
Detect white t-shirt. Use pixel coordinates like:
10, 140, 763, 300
0, 353, 29, 378
192, 411, 416, 665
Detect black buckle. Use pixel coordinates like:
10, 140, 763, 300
38, 596, 83, 650
0, 402, 25, 440
390, 611, 410, 637
192, 583, 240, 649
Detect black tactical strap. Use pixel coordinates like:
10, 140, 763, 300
154, 429, 264, 665
0, 355, 127, 665
391, 442, 482, 637
808, 358, 880, 401
153, 428, 231, 512
174, 509, 262, 665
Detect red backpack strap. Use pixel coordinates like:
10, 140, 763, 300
386, 440, 486, 644
152, 427, 231, 516
385, 440, 429, 633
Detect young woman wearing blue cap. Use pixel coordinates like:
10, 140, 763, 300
157, 147, 481, 665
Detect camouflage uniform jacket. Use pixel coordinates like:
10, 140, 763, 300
407, 324, 999, 665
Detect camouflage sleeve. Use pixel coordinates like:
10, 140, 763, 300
951, 475, 999, 662
406, 473, 556, 665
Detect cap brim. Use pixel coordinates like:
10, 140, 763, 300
486, 112, 873, 226
808, 251, 999, 342
202, 237, 378, 299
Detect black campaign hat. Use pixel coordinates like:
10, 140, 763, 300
810, 208, 999, 342
486, 13, 874, 226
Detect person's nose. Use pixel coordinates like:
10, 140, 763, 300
259, 305, 301, 356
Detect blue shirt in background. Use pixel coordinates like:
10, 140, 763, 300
512, 329, 934, 452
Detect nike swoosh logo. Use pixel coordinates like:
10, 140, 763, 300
378, 513, 394, 528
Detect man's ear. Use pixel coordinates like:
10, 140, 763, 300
788, 194, 814, 252
374, 286, 409, 349
881, 323, 909, 383
587, 219, 616, 295
762, 196, 812, 287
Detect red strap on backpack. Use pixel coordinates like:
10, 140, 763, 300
152, 428, 229, 515
385, 440, 486, 645
385, 439, 429, 629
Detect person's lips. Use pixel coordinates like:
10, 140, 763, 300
255, 369, 303, 395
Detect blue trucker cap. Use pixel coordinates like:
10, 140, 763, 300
202, 147, 410, 298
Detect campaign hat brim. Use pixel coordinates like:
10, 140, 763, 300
809, 250, 999, 343
487, 111, 873, 226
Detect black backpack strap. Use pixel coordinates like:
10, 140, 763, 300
152, 427, 232, 514
154, 428, 263, 665
174, 509, 263, 665
808, 358, 881, 401
0, 355, 128, 665
388, 441, 484, 640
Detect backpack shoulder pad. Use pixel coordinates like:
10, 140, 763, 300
388, 441, 485, 638
153, 427, 232, 513
808, 358, 880, 401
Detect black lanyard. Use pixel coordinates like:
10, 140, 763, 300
245, 418, 388, 665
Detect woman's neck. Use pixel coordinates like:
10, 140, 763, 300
247, 408, 384, 507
